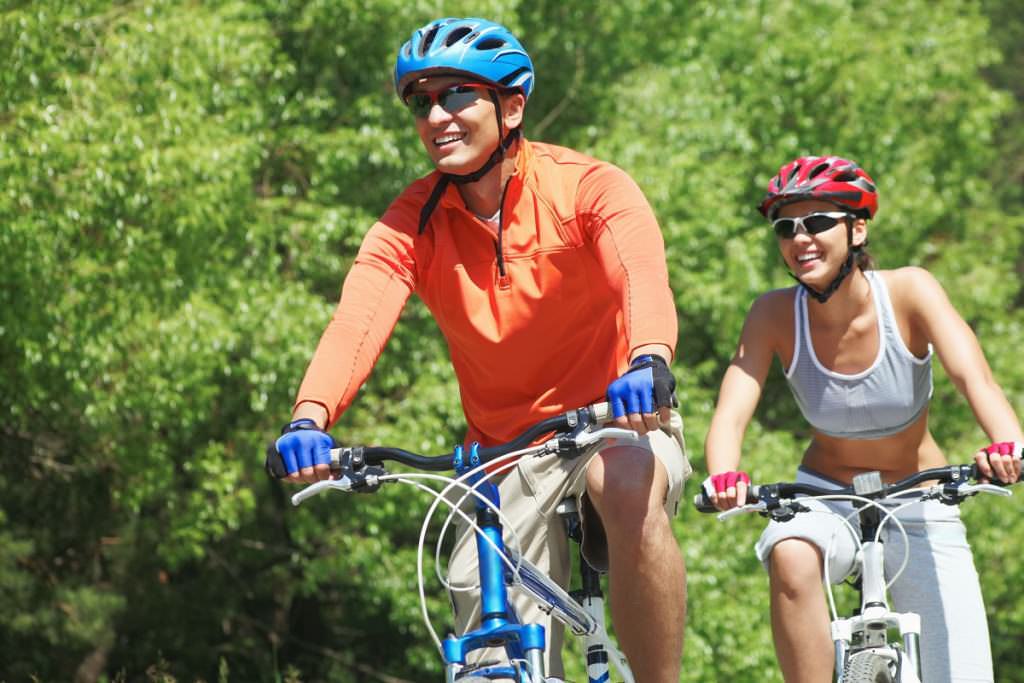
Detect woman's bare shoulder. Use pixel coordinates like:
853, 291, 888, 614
750, 286, 799, 320
745, 286, 799, 358
877, 267, 946, 309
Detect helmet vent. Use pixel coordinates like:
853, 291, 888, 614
446, 26, 473, 46
499, 66, 529, 86
477, 37, 507, 50
395, 18, 535, 100
786, 162, 804, 186
419, 24, 441, 57
855, 178, 877, 193
760, 155, 878, 219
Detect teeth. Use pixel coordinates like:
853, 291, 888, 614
435, 133, 464, 145
797, 254, 819, 263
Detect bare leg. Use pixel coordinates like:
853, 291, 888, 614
768, 539, 833, 682
586, 445, 684, 683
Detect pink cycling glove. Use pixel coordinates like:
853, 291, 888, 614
980, 441, 1023, 484
983, 441, 1024, 457
702, 471, 751, 497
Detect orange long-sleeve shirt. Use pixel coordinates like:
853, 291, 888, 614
294, 139, 677, 447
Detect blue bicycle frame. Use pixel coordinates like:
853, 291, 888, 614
274, 403, 633, 683
443, 443, 547, 682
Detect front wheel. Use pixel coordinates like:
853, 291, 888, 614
840, 650, 896, 683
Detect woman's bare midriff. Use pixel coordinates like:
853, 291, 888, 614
800, 409, 948, 484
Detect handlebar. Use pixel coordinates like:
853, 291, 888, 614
265, 401, 618, 480
693, 463, 1017, 515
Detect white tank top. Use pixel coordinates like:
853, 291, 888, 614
784, 270, 933, 440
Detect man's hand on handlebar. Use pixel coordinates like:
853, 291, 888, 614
275, 418, 335, 484
606, 353, 677, 435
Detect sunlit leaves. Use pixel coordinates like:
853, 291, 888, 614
1, 0, 1021, 681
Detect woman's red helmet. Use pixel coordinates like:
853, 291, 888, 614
758, 155, 878, 220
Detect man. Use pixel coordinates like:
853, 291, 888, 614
273, 17, 690, 681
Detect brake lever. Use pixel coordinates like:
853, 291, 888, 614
292, 476, 355, 506
717, 502, 766, 521
575, 427, 641, 448
290, 447, 388, 505
547, 426, 642, 459
959, 483, 1013, 498
935, 482, 1013, 506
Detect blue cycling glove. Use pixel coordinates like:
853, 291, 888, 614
606, 354, 677, 419
275, 418, 334, 474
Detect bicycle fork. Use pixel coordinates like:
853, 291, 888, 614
831, 541, 922, 682
444, 447, 548, 683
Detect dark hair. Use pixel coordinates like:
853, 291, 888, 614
854, 244, 875, 271
851, 213, 875, 271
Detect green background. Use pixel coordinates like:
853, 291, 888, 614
2, 1, 1022, 681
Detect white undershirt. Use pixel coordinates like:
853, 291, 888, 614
475, 209, 500, 227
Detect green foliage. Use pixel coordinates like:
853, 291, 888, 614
1, 0, 1021, 681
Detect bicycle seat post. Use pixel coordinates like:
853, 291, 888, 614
556, 497, 617, 683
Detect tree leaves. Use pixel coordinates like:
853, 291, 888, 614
1, 1, 1021, 681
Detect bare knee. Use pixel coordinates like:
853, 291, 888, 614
585, 446, 667, 536
769, 539, 824, 598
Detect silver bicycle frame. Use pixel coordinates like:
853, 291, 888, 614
828, 472, 922, 681
831, 540, 922, 682
709, 470, 1011, 683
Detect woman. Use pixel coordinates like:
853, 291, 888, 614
704, 155, 1022, 682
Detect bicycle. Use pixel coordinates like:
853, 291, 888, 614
266, 402, 639, 683
694, 464, 1016, 683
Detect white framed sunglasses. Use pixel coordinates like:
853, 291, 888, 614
772, 211, 851, 239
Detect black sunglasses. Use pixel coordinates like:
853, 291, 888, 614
772, 211, 851, 239
403, 82, 493, 119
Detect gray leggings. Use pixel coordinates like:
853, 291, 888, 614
755, 467, 993, 683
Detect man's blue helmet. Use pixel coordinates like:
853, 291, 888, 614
395, 18, 534, 100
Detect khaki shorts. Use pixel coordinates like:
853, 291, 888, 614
446, 412, 690, 675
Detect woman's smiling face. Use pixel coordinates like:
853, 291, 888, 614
775, 199, 866, 285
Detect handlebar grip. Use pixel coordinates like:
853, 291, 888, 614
589, 401, 612, 424
265, 444, 289, 479
587, 400, 672, 426
265, 446, 346, 480
692, 485, 762, 513
693, 490, 717, 514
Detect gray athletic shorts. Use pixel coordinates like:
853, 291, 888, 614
447, 412, 691, 676
755, 466, 993, 682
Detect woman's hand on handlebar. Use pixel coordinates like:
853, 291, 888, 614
974, 441, 1023, 485
701, 471, 751, 511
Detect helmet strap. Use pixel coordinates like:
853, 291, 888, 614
449, 91, 518, 185
792, 220, 859, 304
417, 91, 520, 234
